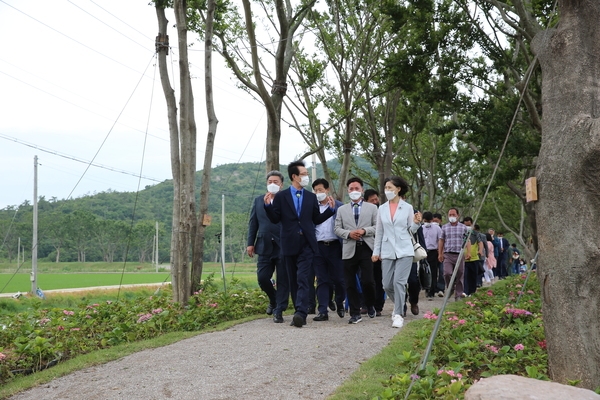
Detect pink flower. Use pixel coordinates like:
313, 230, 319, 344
39, 318, 51, 325
505, 308, 532, 318
486, 290, 494, 296
515, 284, 522, 288
514, 344, 524, 351
466, 301, 476, 307
152, 308, 163, 314
92, 303, 99, 307
137, 313, 153, 323
527, 290, 534, 294
57, 325, 65, 331
0, 352, 6, 361
70, 328, 80, 331
423, 311, 438, 320
485, 344, 499, 353
63, 310, 75, 316
209, 303, 218, 308
538, 340, 547, 349
85, 315, 91, 319
458, 319, 466, 325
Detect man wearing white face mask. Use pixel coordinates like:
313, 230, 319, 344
438, 207, 471, 301
311, 178, 345, 321
334, 177, 378, 324
264, 161, 336, 328
247, 171, 289, 323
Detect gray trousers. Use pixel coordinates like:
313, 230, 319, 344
381, 256, 413, 317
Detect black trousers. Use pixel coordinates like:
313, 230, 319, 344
314, 241, 346, 314
373, 260, 385, 312
343, 243, 375, 317
407, 262, 420, 305
426, 250, 440, 297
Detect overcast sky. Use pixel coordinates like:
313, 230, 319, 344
0, 0, 309, 209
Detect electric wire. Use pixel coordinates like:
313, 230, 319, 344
88, 0, 155, 41
67, 0, 152, 52
0, 0, 151, 77
0, 133, 162, 183
65, 54, 156, 201
117, 55, 158, 301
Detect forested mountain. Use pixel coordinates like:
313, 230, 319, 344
0, 159, 376, 264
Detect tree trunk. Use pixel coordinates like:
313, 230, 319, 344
532, 0, 600, 388
193, 0, 219, 290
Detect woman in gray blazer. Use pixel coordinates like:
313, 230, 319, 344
371, 176, 422, 328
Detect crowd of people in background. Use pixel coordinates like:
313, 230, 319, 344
247, 160, 526, 329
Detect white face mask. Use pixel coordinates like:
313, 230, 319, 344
348, 191, 362, 201
267, 183, 280, 194
466, 226, 472, 231
316, 192, 327, 202
384, 191, 396, 201
299, 176, 310, 187
424, 222, 431, 228
448, 216, 457, 223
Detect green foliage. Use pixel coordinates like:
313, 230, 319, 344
0, 276, 266, 385
375, 272, 547, 399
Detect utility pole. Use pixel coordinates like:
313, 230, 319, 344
31, 155, 38, 295
155, 221, 159, 273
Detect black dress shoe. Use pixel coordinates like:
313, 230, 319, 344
329, 300, 336, 311
266, 304, 275, 315
337, 308, 345, 318
313, 313, 329, 321
273, 314, 283, 323
292, 314, 306, 327
307, 307, 316, 315
410, 303, 419, 316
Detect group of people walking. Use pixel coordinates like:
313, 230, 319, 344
247, 160, 522, 329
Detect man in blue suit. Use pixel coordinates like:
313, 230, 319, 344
247, 170, 289, 323
264, 161, 336, 328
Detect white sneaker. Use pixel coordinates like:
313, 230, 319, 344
437, 291, 444, 297
392, 314, 404, 328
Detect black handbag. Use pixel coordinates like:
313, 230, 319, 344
419, 260, 432, 291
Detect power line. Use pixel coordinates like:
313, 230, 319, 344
67, 0, 152, 52
0, 0, 150, 77
0, 133, 162, 182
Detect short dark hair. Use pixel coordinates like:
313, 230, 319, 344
474, 224, 481, 230
364, 189, 379, 200
266, 170, 284, 183
312, 178, 329, 189
433, 213, 442, 220
423, 211, 433, 221
346, 176, 364, 187
384, 176, 409, 196
486, 233, 493, 241
287, 160, 305, 180
512, 243, 517, 247
463, 216, 473, 223
448, 207, 460, 215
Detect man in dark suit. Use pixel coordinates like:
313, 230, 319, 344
247, 170, 289, 323
264, 160, 336, 328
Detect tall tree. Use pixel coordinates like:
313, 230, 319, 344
533, 0, 600, 388
156, 0, 197, 303
194, 0, 315, 172
192, 0, 219, 288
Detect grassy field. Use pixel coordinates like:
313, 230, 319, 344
0, 261, 259, 293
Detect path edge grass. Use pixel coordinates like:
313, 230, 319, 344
0, 314, 266, 400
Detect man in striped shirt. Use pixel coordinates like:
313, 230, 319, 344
437, 207, 471, 301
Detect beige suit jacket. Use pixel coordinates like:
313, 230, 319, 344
334, 201, 378, 260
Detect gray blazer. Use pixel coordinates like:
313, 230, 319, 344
373, 200, 421, 260
334, 201, 378, 260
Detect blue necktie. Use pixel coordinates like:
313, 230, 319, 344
353, 203, 359, 224
295, 191, 301, 217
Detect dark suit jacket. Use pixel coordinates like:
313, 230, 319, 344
247, 195, 280, 256
264, 187, 335, 256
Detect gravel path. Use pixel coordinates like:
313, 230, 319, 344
10, 294, 446, 400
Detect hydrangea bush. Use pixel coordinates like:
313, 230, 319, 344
377, 272, 547, 399
0, 275, 265, 384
